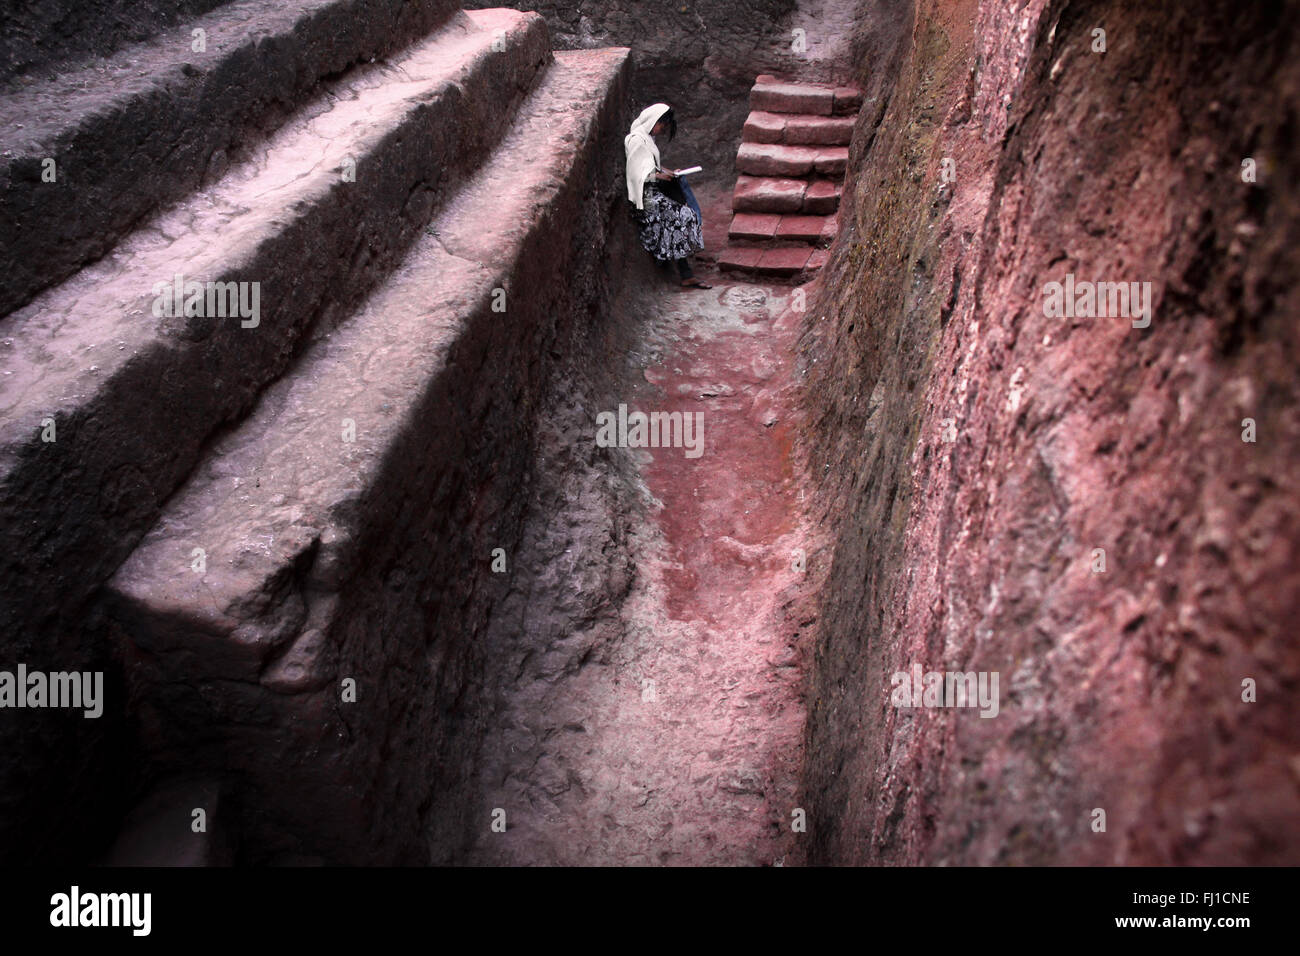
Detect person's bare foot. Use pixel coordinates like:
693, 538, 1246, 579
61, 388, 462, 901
680, 277, 713, 289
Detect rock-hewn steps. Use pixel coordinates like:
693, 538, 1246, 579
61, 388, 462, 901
103, 45, 631, 863
0, 8, 548, 644
0, 2, 634, 864
718, 75, 861, 279
0, 0, 461, 317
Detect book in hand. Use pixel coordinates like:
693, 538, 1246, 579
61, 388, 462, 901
673, 166, 703, 176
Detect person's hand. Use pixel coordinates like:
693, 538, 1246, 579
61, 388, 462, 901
656, 169, 677, 180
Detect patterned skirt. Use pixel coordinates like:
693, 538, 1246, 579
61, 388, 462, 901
631, 184, 704, 262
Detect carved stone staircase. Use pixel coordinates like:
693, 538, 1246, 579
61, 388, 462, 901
718, 75, 862, 280
0, 0, 632, 864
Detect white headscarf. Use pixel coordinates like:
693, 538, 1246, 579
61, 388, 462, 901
625, 103, 670, 210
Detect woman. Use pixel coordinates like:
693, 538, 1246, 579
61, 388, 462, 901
625, 103, 711, 289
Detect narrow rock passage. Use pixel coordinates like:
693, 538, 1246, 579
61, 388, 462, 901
467, 277, 822, 866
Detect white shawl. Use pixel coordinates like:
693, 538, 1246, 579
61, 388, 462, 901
625, 103, 670, 210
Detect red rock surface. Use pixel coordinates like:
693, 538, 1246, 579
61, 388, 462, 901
464, 271, 825, 865
0, 6, 554, 863
797, 0, 1300, 865
2, 0, 1295, 871
722, 74, 862, 278
0, 0, 461, 317
803, 179, 843, 214
730, 212, 782, 240
733, 175, 807, 213
103, 45, 634, 864
752, 81, 835, 115
784, 115, 856, 146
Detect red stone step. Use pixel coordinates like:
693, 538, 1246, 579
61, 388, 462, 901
718, 244, 819, 278
737, 143, 850, 177
784, 114, 855, 146
751, 81, 834, 116
732, 175, 806, 213
803, 179, 842, 214
718, 239, 837, 277
833, 87, 864, 115
820, 213, 841, 243
742, 111, 785, 144
813, 146, 849, 175
755, 246, 813, 276
737, 143, 818, 176
717, 246, 764, 272
729, 211, 840, 244
775, 214, 830, 242
729, 212, 781, 240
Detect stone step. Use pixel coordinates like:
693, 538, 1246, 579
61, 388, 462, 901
718, 244, 831, 278
729, 212, 838, 243
103, 47, 632, 864
1, 0, 230, 82
785, 115, 856, 146
742, 111, 786, 144
0, 0, 459, 318
736, 143, 849, 178
732, 175, 842, 215
733, 175, 806, 214
728, 212, 782, 240
803, 179, 844, 214
742, 111, 855, 147
750, 78, 863, 117
751, 82, 833, 116
0, 10, 550, 648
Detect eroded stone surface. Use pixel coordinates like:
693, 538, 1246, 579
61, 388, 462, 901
463, 272, 825, 866
0, 0, 461, 316
0, 6, 550, 863
799, 0, 1300, 866
106, 47, 633, 864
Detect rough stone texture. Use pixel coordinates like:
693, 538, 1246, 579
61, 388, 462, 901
756, 246, 812, 275
776, 214, 826, 240
105, 47, 633, 864
802, 178, 841, 213
798, 0, 1300, 865
737, 142, 820, 177
811, 145, 849, 175
722, 73, 860, 277
717, 246, 764, 271
104, 776, 232, 865
462, 264, 826, 864
0, 8, 550, 864
785, 114, 856, 145
744, 111, 787, 143
752, 80, 834, 115
731, 212, 782, 239
0, 0, 231, 82
832, 86, 864, 114
0, 0, 460, 317
733, 175, 806, 213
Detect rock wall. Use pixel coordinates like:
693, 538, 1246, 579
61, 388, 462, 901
799, 0, 1300, 864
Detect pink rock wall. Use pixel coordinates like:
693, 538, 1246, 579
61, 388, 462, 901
798, 0, 1300, 864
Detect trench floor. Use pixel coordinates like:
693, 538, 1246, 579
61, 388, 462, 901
467, 272, 822, 865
